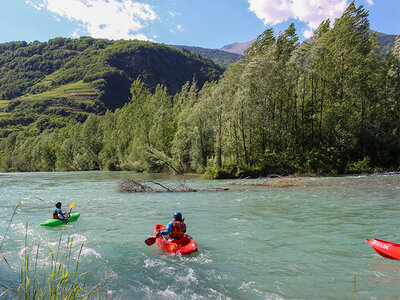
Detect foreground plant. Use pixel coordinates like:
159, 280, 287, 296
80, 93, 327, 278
1, 200, 105, 299
18, 227, 104, 299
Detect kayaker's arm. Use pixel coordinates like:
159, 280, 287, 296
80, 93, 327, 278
56, 208, 66, 220
58, 211, 70, 220
158, 221, 173, 236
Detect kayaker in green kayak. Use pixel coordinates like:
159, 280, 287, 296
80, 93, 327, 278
53, 202, 70, 220
157, 212, 186, 240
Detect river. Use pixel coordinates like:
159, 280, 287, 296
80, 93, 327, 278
0, 171, 399, 299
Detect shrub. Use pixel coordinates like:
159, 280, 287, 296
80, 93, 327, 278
346, 156, 373, 174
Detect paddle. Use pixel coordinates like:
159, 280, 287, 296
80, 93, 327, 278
63, 202, 76, 228
69, 202, 76, 214
145, 230, 162, 246
144, 236, 157, 246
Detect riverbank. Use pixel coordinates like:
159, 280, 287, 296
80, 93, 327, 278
201, 164, 400, 179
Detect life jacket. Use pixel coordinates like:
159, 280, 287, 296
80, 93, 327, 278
53, 209, 60, 219
169, 221, 185, 239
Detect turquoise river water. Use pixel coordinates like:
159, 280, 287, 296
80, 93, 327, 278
0, 171, 399, 299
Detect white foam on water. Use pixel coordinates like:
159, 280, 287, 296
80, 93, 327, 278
208, 288, 232, 300
79, 246, 102, 259
181, 289, 205, 299
159, 266, 176, 275
144, 258, 166, 268
265, 293, 286, 300
190, 293, 205, 299
45, 233, 87, 250
184, 252, 213, 264
147, 277, 159, 285
176, 267, 198, 284
17, 246, 31, 259
67, 233, 87, 246
157, 286, 178, 298
10, 223, 35, 237
103, 269, 118, 282
239, 281, 255, 290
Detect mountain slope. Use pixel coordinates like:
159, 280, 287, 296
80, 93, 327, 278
373, 31, 397, 53
219, 40, 255, 55
172, 45, 243, 66
0, 38, 224, 107
0, 37, 224, 138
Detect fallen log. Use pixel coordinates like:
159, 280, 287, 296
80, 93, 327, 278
117, 179, 229, 193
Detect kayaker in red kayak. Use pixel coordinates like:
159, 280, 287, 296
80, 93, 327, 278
53, 202, 70, 220
157, 212, 186, 240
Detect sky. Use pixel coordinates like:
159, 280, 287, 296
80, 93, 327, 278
0, 0, 398, 49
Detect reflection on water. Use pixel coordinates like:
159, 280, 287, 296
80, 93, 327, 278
369, 261, 400, 285
0, 171, 399, 299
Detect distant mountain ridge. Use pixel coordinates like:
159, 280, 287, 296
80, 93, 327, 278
373, 31, 397, 53
219, 40, 255, 55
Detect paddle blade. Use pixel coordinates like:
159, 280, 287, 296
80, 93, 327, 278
145, 237, 157, 246
70, 202, 76, 209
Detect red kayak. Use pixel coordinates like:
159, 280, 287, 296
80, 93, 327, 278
365, 238, 400, 260
152, 224, 198, 255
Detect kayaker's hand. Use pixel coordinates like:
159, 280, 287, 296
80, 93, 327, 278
157, 230, 161, 237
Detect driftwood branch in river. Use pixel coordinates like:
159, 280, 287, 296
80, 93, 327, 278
117, 179, 229, 193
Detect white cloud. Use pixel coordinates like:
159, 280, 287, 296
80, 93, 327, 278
302, 28, 314, 39
366, 0, 374, 6
26, 0, 45, 10
26, 0, 157, 40
248, 0, 349, 38
177, 24, 183, 31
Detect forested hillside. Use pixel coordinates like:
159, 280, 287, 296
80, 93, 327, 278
374, 31, 397, 53
172, 45, 243, 66
0, 38, 223, 138
0, 3, 398, 175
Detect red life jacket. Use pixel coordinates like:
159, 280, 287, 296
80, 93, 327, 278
169, 221, 185, 239
53, 209, 60, 219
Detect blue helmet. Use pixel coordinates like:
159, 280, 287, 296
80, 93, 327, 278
173, 212, 182, 220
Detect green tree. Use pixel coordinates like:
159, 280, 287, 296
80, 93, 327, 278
244, 28, 275, 60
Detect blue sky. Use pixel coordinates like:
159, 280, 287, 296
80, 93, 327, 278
0, 0, 398, 49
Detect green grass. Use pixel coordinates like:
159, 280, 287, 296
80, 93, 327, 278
0, 80, 99, 141
0, 100, 11, 118
18, 231, 103, 299
0, 100, 11, 109
15, 81, 98, 102
46, 105, 91, 115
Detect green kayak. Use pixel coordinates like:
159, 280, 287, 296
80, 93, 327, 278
40, 212, 80, 227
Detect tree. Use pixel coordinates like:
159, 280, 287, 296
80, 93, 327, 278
244, 28, 275, 60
